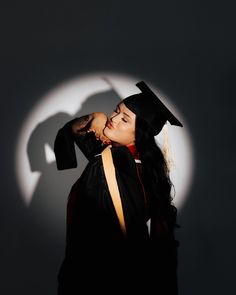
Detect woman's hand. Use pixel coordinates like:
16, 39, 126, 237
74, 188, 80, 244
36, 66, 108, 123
87, 112, 111, 144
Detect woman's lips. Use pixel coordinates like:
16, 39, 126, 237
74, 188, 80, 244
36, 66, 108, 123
106, 121, 114, 129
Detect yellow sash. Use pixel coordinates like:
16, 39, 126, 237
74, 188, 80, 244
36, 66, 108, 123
101, 145, 126, 236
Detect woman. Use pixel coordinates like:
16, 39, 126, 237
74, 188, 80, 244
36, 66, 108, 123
54, 81, 182, 294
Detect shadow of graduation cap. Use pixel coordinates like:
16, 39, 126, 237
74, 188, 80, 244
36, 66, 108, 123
123, 81, 183, 135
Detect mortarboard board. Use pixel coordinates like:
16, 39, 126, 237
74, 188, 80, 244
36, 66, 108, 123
123, 81, 183, 135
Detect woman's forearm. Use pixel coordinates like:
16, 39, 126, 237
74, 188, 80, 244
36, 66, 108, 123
71, 114, 94, 135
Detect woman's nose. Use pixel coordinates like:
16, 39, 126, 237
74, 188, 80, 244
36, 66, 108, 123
110, 113, 120, 123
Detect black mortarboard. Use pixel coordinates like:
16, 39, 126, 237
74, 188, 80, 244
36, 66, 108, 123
123, 81, 183, 135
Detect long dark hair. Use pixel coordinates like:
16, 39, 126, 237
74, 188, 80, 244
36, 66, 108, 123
135, 116, 179, 233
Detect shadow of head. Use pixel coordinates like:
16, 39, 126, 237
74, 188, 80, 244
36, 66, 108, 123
27, 88, 122, 172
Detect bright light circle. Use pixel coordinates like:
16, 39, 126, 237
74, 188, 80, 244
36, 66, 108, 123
15, 72, 194, 212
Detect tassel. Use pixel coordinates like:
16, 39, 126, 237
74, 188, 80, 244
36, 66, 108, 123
162, 124, 175, 171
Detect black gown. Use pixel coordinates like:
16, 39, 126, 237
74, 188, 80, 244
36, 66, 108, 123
54, 116, 179, 294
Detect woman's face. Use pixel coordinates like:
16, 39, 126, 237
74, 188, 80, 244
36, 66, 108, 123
103, 102, 136, 146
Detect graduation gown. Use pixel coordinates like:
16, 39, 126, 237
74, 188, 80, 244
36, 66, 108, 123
54, 117, 179, 294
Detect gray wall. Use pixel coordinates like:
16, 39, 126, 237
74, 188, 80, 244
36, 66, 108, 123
1, 1, 235, 294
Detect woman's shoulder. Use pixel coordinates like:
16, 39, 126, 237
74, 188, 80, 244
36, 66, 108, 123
101, 145, 138, 177
82, 145, 139, 183
88, 145, 136, 168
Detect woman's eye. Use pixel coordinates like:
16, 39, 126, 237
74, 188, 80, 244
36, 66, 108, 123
122, 118, 128, 123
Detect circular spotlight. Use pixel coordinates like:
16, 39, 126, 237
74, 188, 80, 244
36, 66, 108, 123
15, 72, 194, 226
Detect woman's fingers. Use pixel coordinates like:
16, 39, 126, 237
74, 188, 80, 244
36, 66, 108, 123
87, 129, 101, 140
100, 134, 111, 144
87, 128, 95, 133
87, 127, 111, 144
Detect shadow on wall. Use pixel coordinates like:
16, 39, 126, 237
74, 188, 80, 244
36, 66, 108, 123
16, 89, 121, 295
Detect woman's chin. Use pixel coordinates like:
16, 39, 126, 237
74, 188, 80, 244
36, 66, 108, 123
103, 127, 113, 139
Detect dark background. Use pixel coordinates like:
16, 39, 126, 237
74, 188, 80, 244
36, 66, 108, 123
1, 1, 235, 294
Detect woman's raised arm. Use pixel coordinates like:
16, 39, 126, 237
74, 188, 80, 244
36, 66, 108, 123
54, 113, 110, 170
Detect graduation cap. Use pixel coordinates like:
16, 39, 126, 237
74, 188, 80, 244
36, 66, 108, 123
123, 81, 183, 135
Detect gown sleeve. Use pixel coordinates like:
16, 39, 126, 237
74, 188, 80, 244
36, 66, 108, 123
54, 114, 105, 170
